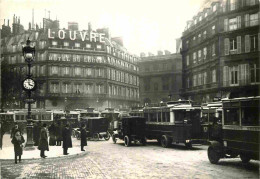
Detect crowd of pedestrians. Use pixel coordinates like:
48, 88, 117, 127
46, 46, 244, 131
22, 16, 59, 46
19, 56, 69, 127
9, 120, 87, 164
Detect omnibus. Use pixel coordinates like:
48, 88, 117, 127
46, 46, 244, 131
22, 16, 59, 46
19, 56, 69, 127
14, 109, 53, 122
201, 101, 222, 141
79, 108, 100, 118
207, 96, 260, 164
0, 111, 15, 122
144, 100, 204, 148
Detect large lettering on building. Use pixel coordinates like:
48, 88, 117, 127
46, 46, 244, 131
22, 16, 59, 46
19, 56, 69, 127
48, 29, 105, 42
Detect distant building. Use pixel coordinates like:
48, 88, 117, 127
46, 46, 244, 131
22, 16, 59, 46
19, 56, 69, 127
181, 0, 259, 103
138, 51, 182, 105
1, 16, 140, 111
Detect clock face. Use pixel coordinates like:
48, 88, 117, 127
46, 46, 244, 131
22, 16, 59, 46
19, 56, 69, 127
23, 78, 35, 90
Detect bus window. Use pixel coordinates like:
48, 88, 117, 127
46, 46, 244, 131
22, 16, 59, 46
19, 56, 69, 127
149, 112, 157, 122
224, 108, 239, 125
158, 111, 162, 122
241, 107, 259, 126
174, 110, 187, 123
165, 112, 170, 122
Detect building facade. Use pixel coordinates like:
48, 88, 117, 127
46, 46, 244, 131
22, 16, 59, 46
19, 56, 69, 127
181, 0, 259, 103
138, 51, 182, 105
1, 16, 140, 111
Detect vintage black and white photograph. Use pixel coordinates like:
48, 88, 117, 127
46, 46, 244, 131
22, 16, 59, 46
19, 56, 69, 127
0, 0, 259, 178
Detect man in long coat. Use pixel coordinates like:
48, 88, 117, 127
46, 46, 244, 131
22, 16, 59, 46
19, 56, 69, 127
56, 121, 63, 146
62, 124, 72, 155
38, 123, 49, 158
80, 124, 87, 151
48, 122, 56, 146
33, 121, 42, 146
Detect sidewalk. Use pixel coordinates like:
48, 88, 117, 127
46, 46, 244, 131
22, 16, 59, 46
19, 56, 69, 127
0, 134, 85, 160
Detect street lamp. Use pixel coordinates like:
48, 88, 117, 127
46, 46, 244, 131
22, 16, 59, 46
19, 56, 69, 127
22, 38, 36, 148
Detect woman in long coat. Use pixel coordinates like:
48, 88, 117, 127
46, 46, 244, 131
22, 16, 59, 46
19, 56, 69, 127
80, 124, 87, 151
48, 122, 56, 146
11, 130, 25, 164
56, 121, 63, 146
38, 123, 49, 158
62, 124, 72, 155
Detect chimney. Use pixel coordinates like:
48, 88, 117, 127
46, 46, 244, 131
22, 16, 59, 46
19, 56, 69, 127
164, 50, 171, 55
88, 22, 92, 31
140, 52, 146, 57
148, 52, 154, 56
157, 50, 163, 56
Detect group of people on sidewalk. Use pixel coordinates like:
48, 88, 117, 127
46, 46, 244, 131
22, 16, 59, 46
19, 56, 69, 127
10, 122, 88, 164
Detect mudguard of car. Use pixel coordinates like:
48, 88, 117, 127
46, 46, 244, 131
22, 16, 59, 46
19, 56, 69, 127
208, 141, 223, 153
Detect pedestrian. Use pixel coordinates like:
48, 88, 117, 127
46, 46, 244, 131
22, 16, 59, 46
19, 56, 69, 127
48, 122, 56, 146
80, 124, 87, 151
62, 124, 72, 155
33, 121, 42, 146
56, 121, 63, 146
38, 123, 49, 158
11, 130, 25, 164
11, 123, 21, 139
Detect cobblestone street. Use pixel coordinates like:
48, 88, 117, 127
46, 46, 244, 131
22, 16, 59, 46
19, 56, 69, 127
1, 138, 259, 179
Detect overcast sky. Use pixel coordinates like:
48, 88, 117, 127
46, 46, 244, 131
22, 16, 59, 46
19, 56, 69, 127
0, 0, 204, 55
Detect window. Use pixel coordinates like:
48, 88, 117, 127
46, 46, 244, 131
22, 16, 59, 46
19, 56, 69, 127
205, 12, 208, 18
203, 47, 207, 59
97, 44, 102, 49
241, 106, 259, 126
250, 34, 259, 51
193, 75, 197, 86
199, 16, 202, 21
203, 31, 207, 39
198, 73, 202, 86
186, 77, 190, 88
62, 83, 72, 93
230, 38, 237, 51
64, 42, 69, 47
229, 18, 237, 30
198, 50, 202, 60
212, 69, 216, 83
75, 67, 81, 76
64, 67, 69, 75
193, 52, 197, 63
50, 83, 59, 93
230, 0, 237, 11
203, 72, 207, 84
230, 66, 238, 85
52, 41, 58, 46
250, 13, 259, 26
213, 4, 217, 12
212, 26, 215, 35
212, 44, 215, 56
86, 68, 92, 76
75, 43, 80, 48
250, 64, 259, 83
51, 66, 58, 75
198, 34, 201, 42
224, 108, 239, 125
186, 55, 189, 66
86, 44, 91, 48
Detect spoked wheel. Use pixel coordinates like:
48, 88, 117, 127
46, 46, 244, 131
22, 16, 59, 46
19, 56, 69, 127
240, 154, 251, 163
112, 134, 117, 144
104, 132, 110, 141
124, 135, 131, 147
93, 133, 99, 141
208, 146, 220, 164
161, 135, 171, 148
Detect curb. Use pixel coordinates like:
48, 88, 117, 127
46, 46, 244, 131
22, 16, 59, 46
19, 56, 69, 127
0, 150, 87, 161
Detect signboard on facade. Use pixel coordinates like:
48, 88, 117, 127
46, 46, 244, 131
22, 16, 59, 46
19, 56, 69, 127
48, 29, 105, 43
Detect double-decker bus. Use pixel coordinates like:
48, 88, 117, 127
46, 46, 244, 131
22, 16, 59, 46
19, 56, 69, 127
144, 100, 204, 148
79, 108, 100, 118
207, 96, 260, 164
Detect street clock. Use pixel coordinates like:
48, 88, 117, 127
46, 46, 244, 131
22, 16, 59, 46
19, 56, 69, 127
22, 78, 36, 91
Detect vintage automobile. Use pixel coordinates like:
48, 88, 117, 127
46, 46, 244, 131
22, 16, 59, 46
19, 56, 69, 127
112, 116, 146, 147
207, 96, 260, 164
80, 117, 110, 141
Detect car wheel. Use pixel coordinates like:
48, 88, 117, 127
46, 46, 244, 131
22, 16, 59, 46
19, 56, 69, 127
124, 135, 131, 147
161, 135, 170, 148
93, 133, 99, 141
208, 146, 220, 164
112, 134, 117, 144
104, 132, 110, 141
240, 154, 250, 163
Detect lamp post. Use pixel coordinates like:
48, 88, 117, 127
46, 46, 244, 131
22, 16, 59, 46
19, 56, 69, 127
22, 38, 36, 148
